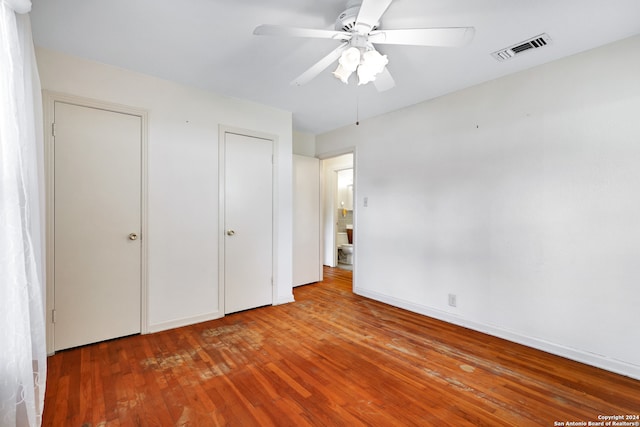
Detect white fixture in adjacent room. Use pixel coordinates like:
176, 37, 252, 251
337, 225, 354, 266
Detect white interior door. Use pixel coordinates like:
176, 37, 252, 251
53, 101, 142, 351
223, 132, 273, 314
293, 155, 321, 286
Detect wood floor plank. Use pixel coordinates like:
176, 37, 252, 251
43, 267, 640, 426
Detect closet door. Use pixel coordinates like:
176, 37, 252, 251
293, 155, 321, 286
53, 101, 142, 351
223, 131, 274, 313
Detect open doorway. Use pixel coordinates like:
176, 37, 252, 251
335, 168, 354, 270
321, 153, 354, 271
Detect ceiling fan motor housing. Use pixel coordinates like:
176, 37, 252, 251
335, 3, 379, 32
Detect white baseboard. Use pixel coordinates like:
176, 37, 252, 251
147, 295, 295, 334
147, 311, 224, 334
354, 286, 640, 381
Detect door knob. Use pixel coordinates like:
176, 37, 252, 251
226, 229, 235, 236
128, 232, 138, 240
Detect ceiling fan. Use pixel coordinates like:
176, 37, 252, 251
253, 0, 475, 91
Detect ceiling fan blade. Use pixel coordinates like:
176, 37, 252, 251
254, 24, 351, 41
369, 27, 475, 47
355, 0, 394, 33
291, 42, 350, 86
373, 67, 395, 92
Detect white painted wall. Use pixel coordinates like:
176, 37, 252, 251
37, 48, 294, 333
293, 131, 316, 156
316, 35, 640, 379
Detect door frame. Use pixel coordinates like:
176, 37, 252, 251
218, 126, 278, 315
43, 91, 149, 354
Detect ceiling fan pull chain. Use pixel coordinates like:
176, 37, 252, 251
356, 88, 360, 126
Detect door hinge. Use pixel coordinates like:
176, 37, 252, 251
51, 309, 57, 324
51, 123, 56, 137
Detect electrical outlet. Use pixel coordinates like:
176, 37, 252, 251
363, 197, 368, 207
448, 294, 457, 307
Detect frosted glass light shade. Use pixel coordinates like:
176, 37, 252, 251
357, 50, 388, 85
332, 47, 389, 85
339, 47, 361, 71
333, 47, 361, 83
333, 64, 352, 83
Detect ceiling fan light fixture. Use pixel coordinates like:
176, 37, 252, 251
356, 65, 376, 85
333, 46, 361, 83
333, 46, 388, 85
363, 49, 388, 68
339, 46, 361, 71
333, 63, 353, 84
357, 49, 388, 85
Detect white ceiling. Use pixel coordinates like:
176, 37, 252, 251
30, 0, 640, 135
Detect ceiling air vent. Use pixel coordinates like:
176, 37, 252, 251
491, 33, 552, 61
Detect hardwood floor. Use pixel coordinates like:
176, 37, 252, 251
43, 267, 640, 426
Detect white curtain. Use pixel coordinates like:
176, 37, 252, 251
0, 0, 47, 425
